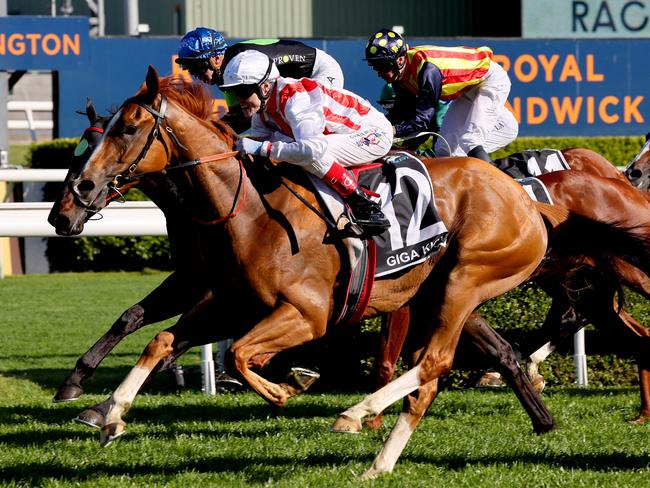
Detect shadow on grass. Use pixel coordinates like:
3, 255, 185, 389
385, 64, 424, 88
1, 449, 648, 485
0, 397, 356, 446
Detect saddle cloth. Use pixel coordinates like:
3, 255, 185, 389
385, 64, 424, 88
309, 152, 448, 324
493, 149, 571, 179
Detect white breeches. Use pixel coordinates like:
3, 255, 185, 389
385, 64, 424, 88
435, 61, 518, 157
302, 112, 393, 178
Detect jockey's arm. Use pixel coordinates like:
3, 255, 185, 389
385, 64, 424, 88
394, 63, 443, 138
264, 95, 328, 164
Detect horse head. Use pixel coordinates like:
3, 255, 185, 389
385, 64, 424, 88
624, 133, 650, 191
48, 98, 110, 235
50, 65, 237, 236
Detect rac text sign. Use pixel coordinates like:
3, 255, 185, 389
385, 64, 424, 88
523, 0, 650, 38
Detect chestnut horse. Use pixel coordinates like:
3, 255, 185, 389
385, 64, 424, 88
51, 69, 650, 476
51, 103, 559, 436
52, 68, 569, 466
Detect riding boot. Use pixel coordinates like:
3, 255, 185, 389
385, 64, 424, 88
468, 145, 494, 164
323, 162, 390, 235
345, 187, 390, 233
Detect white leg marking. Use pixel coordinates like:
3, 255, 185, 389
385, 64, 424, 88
340, 365, 421, 422
361, 413, 415, 480
529, 342, 554, 364
104, 365, 151, 425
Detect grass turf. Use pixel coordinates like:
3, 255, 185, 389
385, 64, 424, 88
0, 272, 648, 487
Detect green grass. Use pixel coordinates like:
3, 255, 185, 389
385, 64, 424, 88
1, 272, 649, 487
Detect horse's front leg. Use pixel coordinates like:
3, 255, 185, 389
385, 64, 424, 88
361, 379, 439, 480
231, 302, 327, 407
99, 302, 230, 446
99, 329, 176, 446
54, 271, 208, 402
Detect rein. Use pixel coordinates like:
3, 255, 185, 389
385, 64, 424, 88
89, 93, 335, 229
106, 93, 245, 223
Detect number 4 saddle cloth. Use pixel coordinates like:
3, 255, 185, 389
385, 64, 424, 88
308, 151, 448, 325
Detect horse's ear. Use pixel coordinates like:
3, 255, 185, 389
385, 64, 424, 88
85, 98, 97, 125
645, 132, 650, 142
144, 65, 160, 103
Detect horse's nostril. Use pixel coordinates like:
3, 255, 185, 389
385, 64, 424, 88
77, 180, 96, 193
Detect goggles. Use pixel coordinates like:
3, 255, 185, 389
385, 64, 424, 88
179, 59, 212, 75
369, 58, 395, 73
226, 84, 258, 99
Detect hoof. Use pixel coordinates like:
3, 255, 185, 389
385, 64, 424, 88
53, 384, 83, 403
363, 415, 383, 431
74, 408, 104, 429
287, 367, 320, 392
330, 414, 362, 434
628, 414, 649, 425
100, 421, 127, 447
214, 372, 244, 393
530, 375, 546, 393
534, 422, 556, 435
360, 465, 387, 481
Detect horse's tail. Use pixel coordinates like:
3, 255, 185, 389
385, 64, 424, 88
534, 201, 569, 229
548, 213, 650, 278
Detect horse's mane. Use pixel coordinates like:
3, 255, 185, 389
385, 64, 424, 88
136, 75, 237, 147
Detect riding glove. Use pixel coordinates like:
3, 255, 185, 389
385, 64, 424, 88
236, 138, 272, 157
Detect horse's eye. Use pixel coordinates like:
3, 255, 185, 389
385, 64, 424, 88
124, 125, 137, 135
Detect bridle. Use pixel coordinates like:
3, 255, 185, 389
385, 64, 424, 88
72, 93, 242, 224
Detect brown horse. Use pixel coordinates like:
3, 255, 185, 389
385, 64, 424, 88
49, 103, 563, 437
51, 68, 648, 476
371, 143, 650, 395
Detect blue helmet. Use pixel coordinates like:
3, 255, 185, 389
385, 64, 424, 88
176, 27, 228, 63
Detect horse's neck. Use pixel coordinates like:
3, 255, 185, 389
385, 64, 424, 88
168, 104, 266, 230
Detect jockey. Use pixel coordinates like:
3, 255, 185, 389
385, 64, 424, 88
219, 50, 394, 235
175, 28, 344, 132
364, 28, 518, 163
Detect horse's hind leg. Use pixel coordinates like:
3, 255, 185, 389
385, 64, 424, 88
462, 314, 555, 433
365, 306, 411, 430
617, 310, 650, 424
54, 271, 208, 402
569, 272, 650, 424
361, 379, 439, 480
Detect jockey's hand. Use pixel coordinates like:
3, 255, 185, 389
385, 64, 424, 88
236, 138, 271, 157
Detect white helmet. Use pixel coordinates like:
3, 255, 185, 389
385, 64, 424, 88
219, 50, 280, 89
